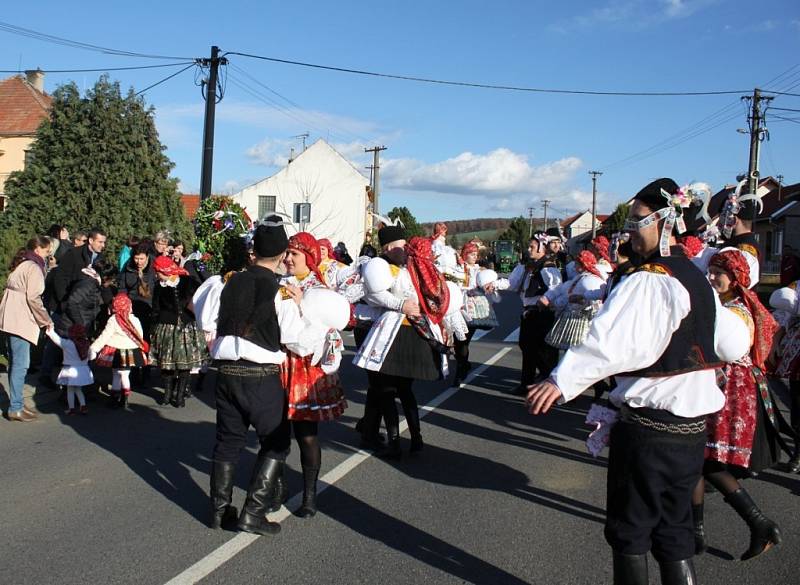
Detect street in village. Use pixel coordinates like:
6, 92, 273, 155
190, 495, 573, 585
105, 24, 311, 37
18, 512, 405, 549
1, 292, 798, 585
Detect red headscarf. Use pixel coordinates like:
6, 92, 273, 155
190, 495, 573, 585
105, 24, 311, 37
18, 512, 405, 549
111, 293, 149, 353
460, 242, 479, 262
288, 232, 325, 284
318, 238, 335, 261
405, 236, 450, 324
590, 236, 612, 264
432, 222, 448, 239
575, 250, 603, 279
153, 255, 189, 277
709, 250, 778, 370
679, 235, 704, 259
67, 324, 90, 361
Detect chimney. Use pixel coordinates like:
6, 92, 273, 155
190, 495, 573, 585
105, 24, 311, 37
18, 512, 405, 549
24, 69, 45, 93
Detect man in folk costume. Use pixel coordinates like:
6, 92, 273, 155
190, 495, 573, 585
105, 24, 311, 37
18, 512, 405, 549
354, 221, 450, 458
527, 178, 750, 585
508, 231, 566, 395
208, 217, 309, 536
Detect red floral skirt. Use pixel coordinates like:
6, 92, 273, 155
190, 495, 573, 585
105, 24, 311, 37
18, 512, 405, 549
281, 352, 347, 422
705, 363, 757, 468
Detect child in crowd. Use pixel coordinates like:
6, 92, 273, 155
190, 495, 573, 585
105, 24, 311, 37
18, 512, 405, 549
46, 323, 94, 415
91, 293, 149, 409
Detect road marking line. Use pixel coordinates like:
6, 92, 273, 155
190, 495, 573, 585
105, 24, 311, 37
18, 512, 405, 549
503, 327, 520, 343
164, 345, 513, 585
471, 329, 489, 341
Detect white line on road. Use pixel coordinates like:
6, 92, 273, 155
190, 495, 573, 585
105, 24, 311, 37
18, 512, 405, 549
164, 345, 513, 585
471, 328, 489, 341
503, 327, 520, 343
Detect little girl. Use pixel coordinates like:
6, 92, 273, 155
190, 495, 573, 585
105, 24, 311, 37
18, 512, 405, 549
46, 323, 94, 415
91, 293, 149, 409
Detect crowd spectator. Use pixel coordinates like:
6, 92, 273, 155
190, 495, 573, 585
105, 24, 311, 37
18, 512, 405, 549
72, 231, 87, 248
118, 243, 155, 342
0, 236, 54, 422
61, 257, 117, 337
118, 236, 141, 272
152, 231, 170, 257
171, 240, 186, 266
53, 228, 107, 313
47, 224, 73, 262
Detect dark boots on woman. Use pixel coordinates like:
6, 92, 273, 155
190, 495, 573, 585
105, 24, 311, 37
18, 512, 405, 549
237, 456, 282, 535
209, 460, 238, 530
725, 488, 782, 560
296, 465, 320, 518
161, 375, 176, 405
692, 503, 708, 555
266, 463, 288, 513
658, 559, 698, 585
174, 373, 188, 408
612, 551, 647, 585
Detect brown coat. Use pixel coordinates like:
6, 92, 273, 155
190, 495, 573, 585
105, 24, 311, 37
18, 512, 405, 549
0, 260, 52, 344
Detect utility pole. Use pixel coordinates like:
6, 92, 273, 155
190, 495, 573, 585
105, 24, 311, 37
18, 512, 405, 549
200, 46, 227, 201
743, 88, 773, 215
528, 207, 534, 237
364, 146, 387, 222
777, 174, 784, 200
589, 171, 602, 239
542, 200, 551, 231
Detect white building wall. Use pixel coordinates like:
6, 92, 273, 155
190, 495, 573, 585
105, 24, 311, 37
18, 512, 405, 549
232, 140, 369, 257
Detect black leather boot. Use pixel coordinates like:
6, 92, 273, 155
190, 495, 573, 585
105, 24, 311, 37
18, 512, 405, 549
209, 460, 238, 530
266, 462, 288, 513
725, 487, 782, 560
161, 375, 176, 406
237, 457, 282, 535
119, 391, 130, 411
612, 551, 648, 585
658, 558, 697, 585
296, 465, 320, 518
406, 407, 423, 453
175, 373, 188, 408
692, 503, 708, 555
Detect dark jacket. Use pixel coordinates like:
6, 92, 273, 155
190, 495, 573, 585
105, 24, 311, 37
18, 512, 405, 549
60, 274, 104, 335
152, 277, 198, 326
53, 245, 105, 311
118, 259, 155, 308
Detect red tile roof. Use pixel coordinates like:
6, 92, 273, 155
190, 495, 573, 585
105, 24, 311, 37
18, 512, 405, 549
181, 194, 201, 219
0, 75, 52, 136
561, 211, 585, 228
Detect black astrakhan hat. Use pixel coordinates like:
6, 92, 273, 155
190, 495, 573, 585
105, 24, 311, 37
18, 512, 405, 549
378, 225, 407, 247
633, 178, 680, 211
253, 215, 289, 258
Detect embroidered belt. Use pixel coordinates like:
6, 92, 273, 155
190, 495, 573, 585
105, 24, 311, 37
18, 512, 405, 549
216, 362, 281, 377
620, 406, 706, 435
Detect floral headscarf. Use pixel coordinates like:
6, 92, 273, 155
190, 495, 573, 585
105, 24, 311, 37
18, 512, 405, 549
589, 236, 612, 264
709, 250, 778, 370
575, 250, 603, 279
288, 232, 325, 284
318, 238, 335, 261
153, 255, 189, 277
405, 236, 450, 324
678, 235, 704, 259
112, 293, 148, 352
460, 242, 479, 262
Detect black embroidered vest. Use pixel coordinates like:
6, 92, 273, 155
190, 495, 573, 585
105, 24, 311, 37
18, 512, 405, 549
217, 265, 281, 352
625, 248, 721, 377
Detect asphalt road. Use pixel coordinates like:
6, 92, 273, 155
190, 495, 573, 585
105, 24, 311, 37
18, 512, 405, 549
1, 292, 798, 585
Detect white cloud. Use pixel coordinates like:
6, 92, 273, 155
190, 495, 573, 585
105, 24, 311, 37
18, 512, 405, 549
381, 148, 582, 196
550, 0, 718, 32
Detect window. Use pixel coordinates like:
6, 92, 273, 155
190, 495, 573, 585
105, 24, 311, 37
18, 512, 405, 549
258, 195, 276, 219
23, 149, 33, 167
293, 202, 311, 224
773, 228, 784, 258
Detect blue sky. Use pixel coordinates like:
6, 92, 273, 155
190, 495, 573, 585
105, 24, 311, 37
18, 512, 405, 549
3, 1, 799, 222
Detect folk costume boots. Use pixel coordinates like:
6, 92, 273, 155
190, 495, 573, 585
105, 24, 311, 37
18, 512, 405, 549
692, 503, 708, 555
237, 456, 282, 535
266, 462, 288, 514
161, 374, 176, 406
296, 465, 320, 519
209, 460, 238, 530
612, 551, 648, 585
725, 488, 782, 560
658, 559, 698, 585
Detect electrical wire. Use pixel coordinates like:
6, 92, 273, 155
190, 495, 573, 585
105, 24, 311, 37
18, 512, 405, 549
0, 61, 198, 73
0, 20, 194, 60
225, 51, 748, 96
135, 62, 197, 96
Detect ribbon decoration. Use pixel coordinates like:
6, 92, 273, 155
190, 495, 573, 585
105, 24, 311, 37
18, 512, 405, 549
719, 180, 764, 238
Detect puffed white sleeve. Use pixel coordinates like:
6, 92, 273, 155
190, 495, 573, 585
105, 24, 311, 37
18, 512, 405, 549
275, 292, 314, 356
544, 279, 570, 309
508, 264, 526, 292
540, 266, 563, 290
552, 272, 689, 402
769, 285, 799, 315
362, 257, 404, 311
90, 320, 116, 352
580, 275, 607, 302
713, 294, 750, 363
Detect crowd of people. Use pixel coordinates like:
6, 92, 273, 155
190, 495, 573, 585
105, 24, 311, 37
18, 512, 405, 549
1, 177, 799, 584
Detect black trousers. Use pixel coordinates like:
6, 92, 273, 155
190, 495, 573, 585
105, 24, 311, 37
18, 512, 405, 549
604, 415, 706, 562
212, 368, 290, 463
519, 308, 557, 386
454, 328, 476, 370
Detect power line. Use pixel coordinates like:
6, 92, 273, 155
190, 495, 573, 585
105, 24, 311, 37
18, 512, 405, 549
135, 62, 198, 96
0, 61, 198, 74
0, 20, 194, 60
225, 51, 748, 96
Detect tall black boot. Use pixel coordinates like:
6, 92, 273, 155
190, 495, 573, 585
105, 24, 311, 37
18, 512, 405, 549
160, 375, 176, 406
658, 559, 697, 585
174, 373, 188, 408
266, 462, 288, 513
725, 487, 782, 560
612, 551, 648, 585
692, 503, 708, 555
399, 387, 423, 453
209, 460, 238, 529
237, 456, 282, 535
359, 386, 384, 450
377, 394, 401, 460
296, 465, 320, 519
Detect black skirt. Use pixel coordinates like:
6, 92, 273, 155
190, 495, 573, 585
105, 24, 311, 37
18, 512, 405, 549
379, 325, 442, 381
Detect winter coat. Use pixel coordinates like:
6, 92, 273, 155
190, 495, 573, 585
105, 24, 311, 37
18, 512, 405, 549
118, 259, 155, 308
0, 260, 52, 344
60, 274, 104, 335
152, 277, 198, 326
53, 245, 105, 311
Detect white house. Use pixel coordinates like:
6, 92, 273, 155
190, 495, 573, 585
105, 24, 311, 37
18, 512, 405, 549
231, 139, 371, 257
561, 210, 608, 254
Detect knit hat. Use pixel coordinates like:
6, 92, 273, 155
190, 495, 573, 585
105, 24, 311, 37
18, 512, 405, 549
253, 215, 289, 258
378, 225, 407, 247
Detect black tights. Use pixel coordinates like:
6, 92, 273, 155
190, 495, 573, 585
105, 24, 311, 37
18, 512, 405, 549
692, 462, 742, 505
292, 420, 321, 469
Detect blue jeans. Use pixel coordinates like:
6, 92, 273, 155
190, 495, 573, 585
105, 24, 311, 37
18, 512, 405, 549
7, 334, 31, 413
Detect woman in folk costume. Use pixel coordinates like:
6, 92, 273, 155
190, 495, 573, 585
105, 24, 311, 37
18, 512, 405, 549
540, 250, 606, 351
770, 277, 800, 473
692, 249, 783, 560
453, 241, 506, 382
354, 226, 450, 458
430, 222, 463, 282
317, 238, 345, 288
588, 235, 615, 278
280, 232, 348, 518
150, 255, 206, 408
91, 293, 149, 409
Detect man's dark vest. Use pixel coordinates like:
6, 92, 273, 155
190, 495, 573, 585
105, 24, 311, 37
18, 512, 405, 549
216, 265, 281, 352
524, 254, 566, 298
625, 248, 722, 377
